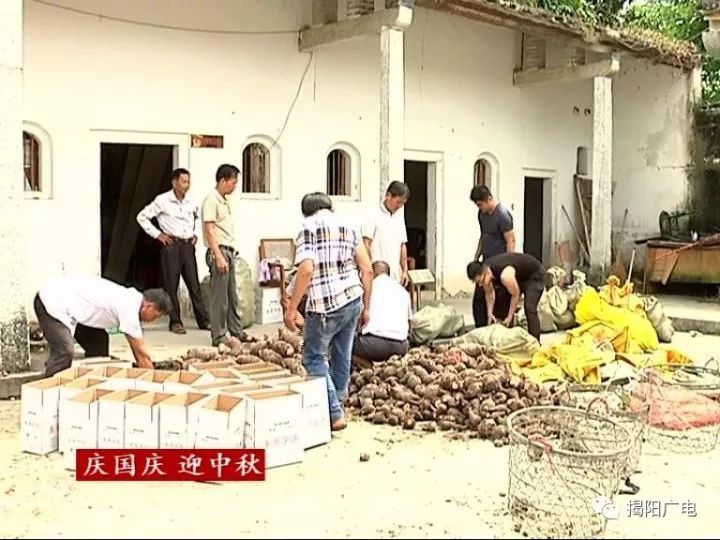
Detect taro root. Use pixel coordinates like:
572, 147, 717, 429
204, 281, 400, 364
478, 356, 495, 371
234, 354, 264, 365
478, 418, 496, 437
185, 348, 218, 362
403, 417, 416, 430
420, 421, 438, 432
412, 365, 433, 384
507, 398, 524, 412
278, 328, 303, 351
456, 343, 485, 358
258, 348, 284, 365
372, 412, 388, 424
270, 340, 294, 357
493, 392, 508, 404
481, 398, 496, 412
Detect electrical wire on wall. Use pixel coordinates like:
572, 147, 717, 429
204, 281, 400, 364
31, 0, 300, 35
269, 52, 315, 150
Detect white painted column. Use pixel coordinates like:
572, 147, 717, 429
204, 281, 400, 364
0, 0, 30, 374
379, 25, 405, 196
590, 76, 613, 283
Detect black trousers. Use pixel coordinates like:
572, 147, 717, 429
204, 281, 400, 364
160, 240, 209, 328
472, 285, 511, 328
521, 271, 546, 340
34, 294, 109, 377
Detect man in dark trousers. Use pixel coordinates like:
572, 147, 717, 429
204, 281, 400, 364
137, 168, 210, 334
467, 253, 547, 340
34, 275, 172, 376
469, 185, 516, 327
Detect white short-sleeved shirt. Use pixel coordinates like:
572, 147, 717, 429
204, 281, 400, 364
39, 275, 144, 339
361, 274, 412, 341
362, 202, 408, 281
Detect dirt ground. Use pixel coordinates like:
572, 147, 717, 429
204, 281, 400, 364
2, 324, 719, 539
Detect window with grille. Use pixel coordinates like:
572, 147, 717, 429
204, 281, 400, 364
242, 143, 270, 193
474, 158, 491, 187
327, 149, 350, 196
24, 132, 41, 192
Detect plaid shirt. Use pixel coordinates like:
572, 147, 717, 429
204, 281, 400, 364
295, 209, 363, 314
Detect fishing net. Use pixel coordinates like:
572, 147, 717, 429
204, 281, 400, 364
634, 366, 720, 454
558, 383, 648, 480
506, 406, 632, 539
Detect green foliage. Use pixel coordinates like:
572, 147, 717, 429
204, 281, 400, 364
533, 0, 720, 105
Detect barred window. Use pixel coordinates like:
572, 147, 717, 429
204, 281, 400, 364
327, 149, 350, 196
242, 143, 270, 193
474, 158, 491, 187
24, 132, 41, 192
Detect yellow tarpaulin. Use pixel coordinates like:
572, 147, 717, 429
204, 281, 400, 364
575, 287, 659, 352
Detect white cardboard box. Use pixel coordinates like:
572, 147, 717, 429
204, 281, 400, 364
134, 370, 175, 392
21, 378, 63, 455
59, 378, 107, 453
244, 389, 304, 469
206, 369, 249, 382
97, 389, 145, 448
163, 371, 213, 393
188, 360, 238, 372
233, 362, 274, 372
63, 389, 113, 471
246, 369, 293, 382
124, 392, 174, 449
192, 380, 249, 395
194, 395, 246, 449
96, 368, 153, 391
256, 287, 283, 325
158, 393, 212, 449
266, 377, 330, 449
217, 384, 275, 397
54, 367, 93, 382
72, 357, 133, 369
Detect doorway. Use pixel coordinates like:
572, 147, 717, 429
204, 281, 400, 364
523, 176, 552, 265
404, 160, 430, 270
100, 143, 175, 290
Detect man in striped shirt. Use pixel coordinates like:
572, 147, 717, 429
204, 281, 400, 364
136, 168, 210, 334
284, 192, 373, 431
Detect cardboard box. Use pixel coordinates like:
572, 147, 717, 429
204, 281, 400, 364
244, 389, 304, 468
163, 371, 213, 393
58, 378, 107, 453
72, 357, 133, 369
234, 362, 281, 373
217, 384, 275, 396
95, 368, 151, 391
97, 390, 145, 448
134, 370, 175, 392
158, 393, 212, 449
124, 392, 174, 449
233, 361, 271, 371
206, 369, 248, 382
256, 287, 283, 324
246, 369, 292, 382
21, 378, 63, 455
188, 360, 238, 372
63, 389, 113, 470
191, 380, 249, 394
256, 375, 303, 386
266, 377, 330, 449
195, 395, 246, 449
54, 367, 93, 382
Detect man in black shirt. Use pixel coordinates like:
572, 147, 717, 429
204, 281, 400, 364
469, 185, 515, 327
467, 253, 546, 340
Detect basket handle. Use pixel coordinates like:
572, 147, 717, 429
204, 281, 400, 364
705, 357, 719, 372
586, 397, 610, 417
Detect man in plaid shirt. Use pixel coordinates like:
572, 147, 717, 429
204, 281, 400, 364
284, 192, 373, 431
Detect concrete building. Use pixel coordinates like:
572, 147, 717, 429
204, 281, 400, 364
4, 0, 701, 349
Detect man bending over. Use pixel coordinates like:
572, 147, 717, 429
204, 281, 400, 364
34, 275, 172, 376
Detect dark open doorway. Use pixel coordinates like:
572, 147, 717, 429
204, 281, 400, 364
404, 160, 429, 269
523, 176, 552, 265
100, 143, 174, 290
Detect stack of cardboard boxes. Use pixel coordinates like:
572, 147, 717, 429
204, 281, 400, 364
20, 360, 331, 472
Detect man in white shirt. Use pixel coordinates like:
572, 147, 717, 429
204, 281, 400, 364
352, 261, 411, 368
33, 275, 173, 377
362, 181, 411, 286
136, 168, 209, 335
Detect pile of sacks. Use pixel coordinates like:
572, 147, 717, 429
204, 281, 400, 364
511, 276, 690, 385
517, 269, 675, 343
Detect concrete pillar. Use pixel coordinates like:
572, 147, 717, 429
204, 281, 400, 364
0, 0, 31, 374
589, 76, 613, 283
379, 26, 405, 196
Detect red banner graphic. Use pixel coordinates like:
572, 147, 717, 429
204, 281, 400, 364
76, 449, 265, 481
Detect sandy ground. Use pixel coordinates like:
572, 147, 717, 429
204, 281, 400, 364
2, 319, 720, 538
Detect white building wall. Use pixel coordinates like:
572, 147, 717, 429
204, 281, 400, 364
612, 56, 696, 265
20, 1, 695, 313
